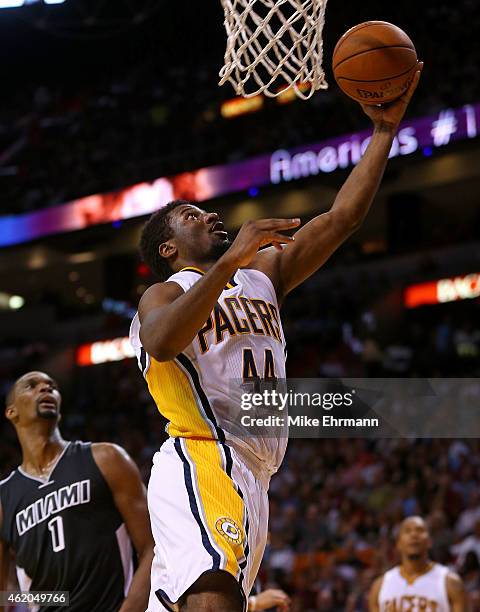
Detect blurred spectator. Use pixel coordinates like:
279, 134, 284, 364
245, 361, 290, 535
455, 494, 480, 538
459, 551, 480, 601
452, 521, 480, 569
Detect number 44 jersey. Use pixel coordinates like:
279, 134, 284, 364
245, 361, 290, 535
130, 267, 288, 480
0, 441, 133, 612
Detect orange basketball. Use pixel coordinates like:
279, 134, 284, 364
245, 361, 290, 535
332, 21, 418, 105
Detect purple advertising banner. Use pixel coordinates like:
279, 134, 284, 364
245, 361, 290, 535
0, 103, 478, 248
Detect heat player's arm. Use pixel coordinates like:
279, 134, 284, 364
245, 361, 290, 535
447, 571, 468, 612
367, 576, 383, 612
92, 443, 154, 612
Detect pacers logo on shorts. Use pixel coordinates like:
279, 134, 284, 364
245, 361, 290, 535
215, 517, 243, 544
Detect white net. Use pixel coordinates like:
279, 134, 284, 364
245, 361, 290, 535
219, 0, 329, 99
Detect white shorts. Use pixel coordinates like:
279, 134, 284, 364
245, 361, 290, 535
146, 437, 269, 612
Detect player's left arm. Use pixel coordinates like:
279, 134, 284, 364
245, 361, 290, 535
446, 571, 469, 612
92, 443, 154, 612
252, 63, 423, 301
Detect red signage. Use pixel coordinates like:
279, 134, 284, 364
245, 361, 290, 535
405, 273, 480, 308
77, 337, 134, 366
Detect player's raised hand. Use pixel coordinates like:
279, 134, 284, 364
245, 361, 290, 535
223, 218, 301, 268
361, 61, 424, 132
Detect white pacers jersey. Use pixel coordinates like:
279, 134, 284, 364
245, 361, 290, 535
378, 563, 450, 611
130, 266, 287, 478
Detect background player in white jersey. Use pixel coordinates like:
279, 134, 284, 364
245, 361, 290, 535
369, 516, 467, 611
132, 66, 423, 612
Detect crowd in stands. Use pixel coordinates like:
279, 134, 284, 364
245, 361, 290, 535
266, 437, 480, 610
1, 0, 479, 215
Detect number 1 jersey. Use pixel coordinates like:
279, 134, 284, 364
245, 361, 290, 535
0, 441, 133, 612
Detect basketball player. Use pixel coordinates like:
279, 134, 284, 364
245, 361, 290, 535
0, 371, 154, 612
131, 65, 424, 612
368, 516, 467, 611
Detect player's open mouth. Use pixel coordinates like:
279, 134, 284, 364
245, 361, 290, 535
38, 394, 57, 408
38, 402, 57, 410
210, 221, 228, 238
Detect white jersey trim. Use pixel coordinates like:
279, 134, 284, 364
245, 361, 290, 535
0, 471, 15, 486
115, 523, 134, 596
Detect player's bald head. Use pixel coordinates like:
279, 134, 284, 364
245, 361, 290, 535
399, 516, 429, 535
6, 371, 56, 407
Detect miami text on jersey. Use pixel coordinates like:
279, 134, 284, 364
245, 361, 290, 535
16, 480, 91, 536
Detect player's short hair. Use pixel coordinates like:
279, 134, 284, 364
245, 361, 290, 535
139, 200, 191, 281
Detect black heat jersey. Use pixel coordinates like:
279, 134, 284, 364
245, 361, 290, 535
0, 441, 133, 612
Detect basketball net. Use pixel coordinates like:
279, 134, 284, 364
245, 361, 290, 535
219, 0, 329, 99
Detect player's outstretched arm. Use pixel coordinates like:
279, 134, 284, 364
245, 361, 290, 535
447, 571, 469, 612
252, 63, 423, 300
92, 443, 154, 612
139, 218, 300, 361
367, 576, 382, 612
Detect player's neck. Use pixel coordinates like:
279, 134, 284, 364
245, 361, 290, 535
176, 259, 220, 275
19, 428, 67, 477
400, 557, 433, 580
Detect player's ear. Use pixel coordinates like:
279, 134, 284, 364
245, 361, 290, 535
5, 404, 18, 423
159, 240, 177, 259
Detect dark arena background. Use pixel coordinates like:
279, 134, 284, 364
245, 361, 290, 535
1, 1, 480, 610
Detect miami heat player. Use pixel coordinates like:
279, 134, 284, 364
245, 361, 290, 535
0, 371, 153, 612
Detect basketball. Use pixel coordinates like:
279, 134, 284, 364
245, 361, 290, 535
332, 21, 418, 104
